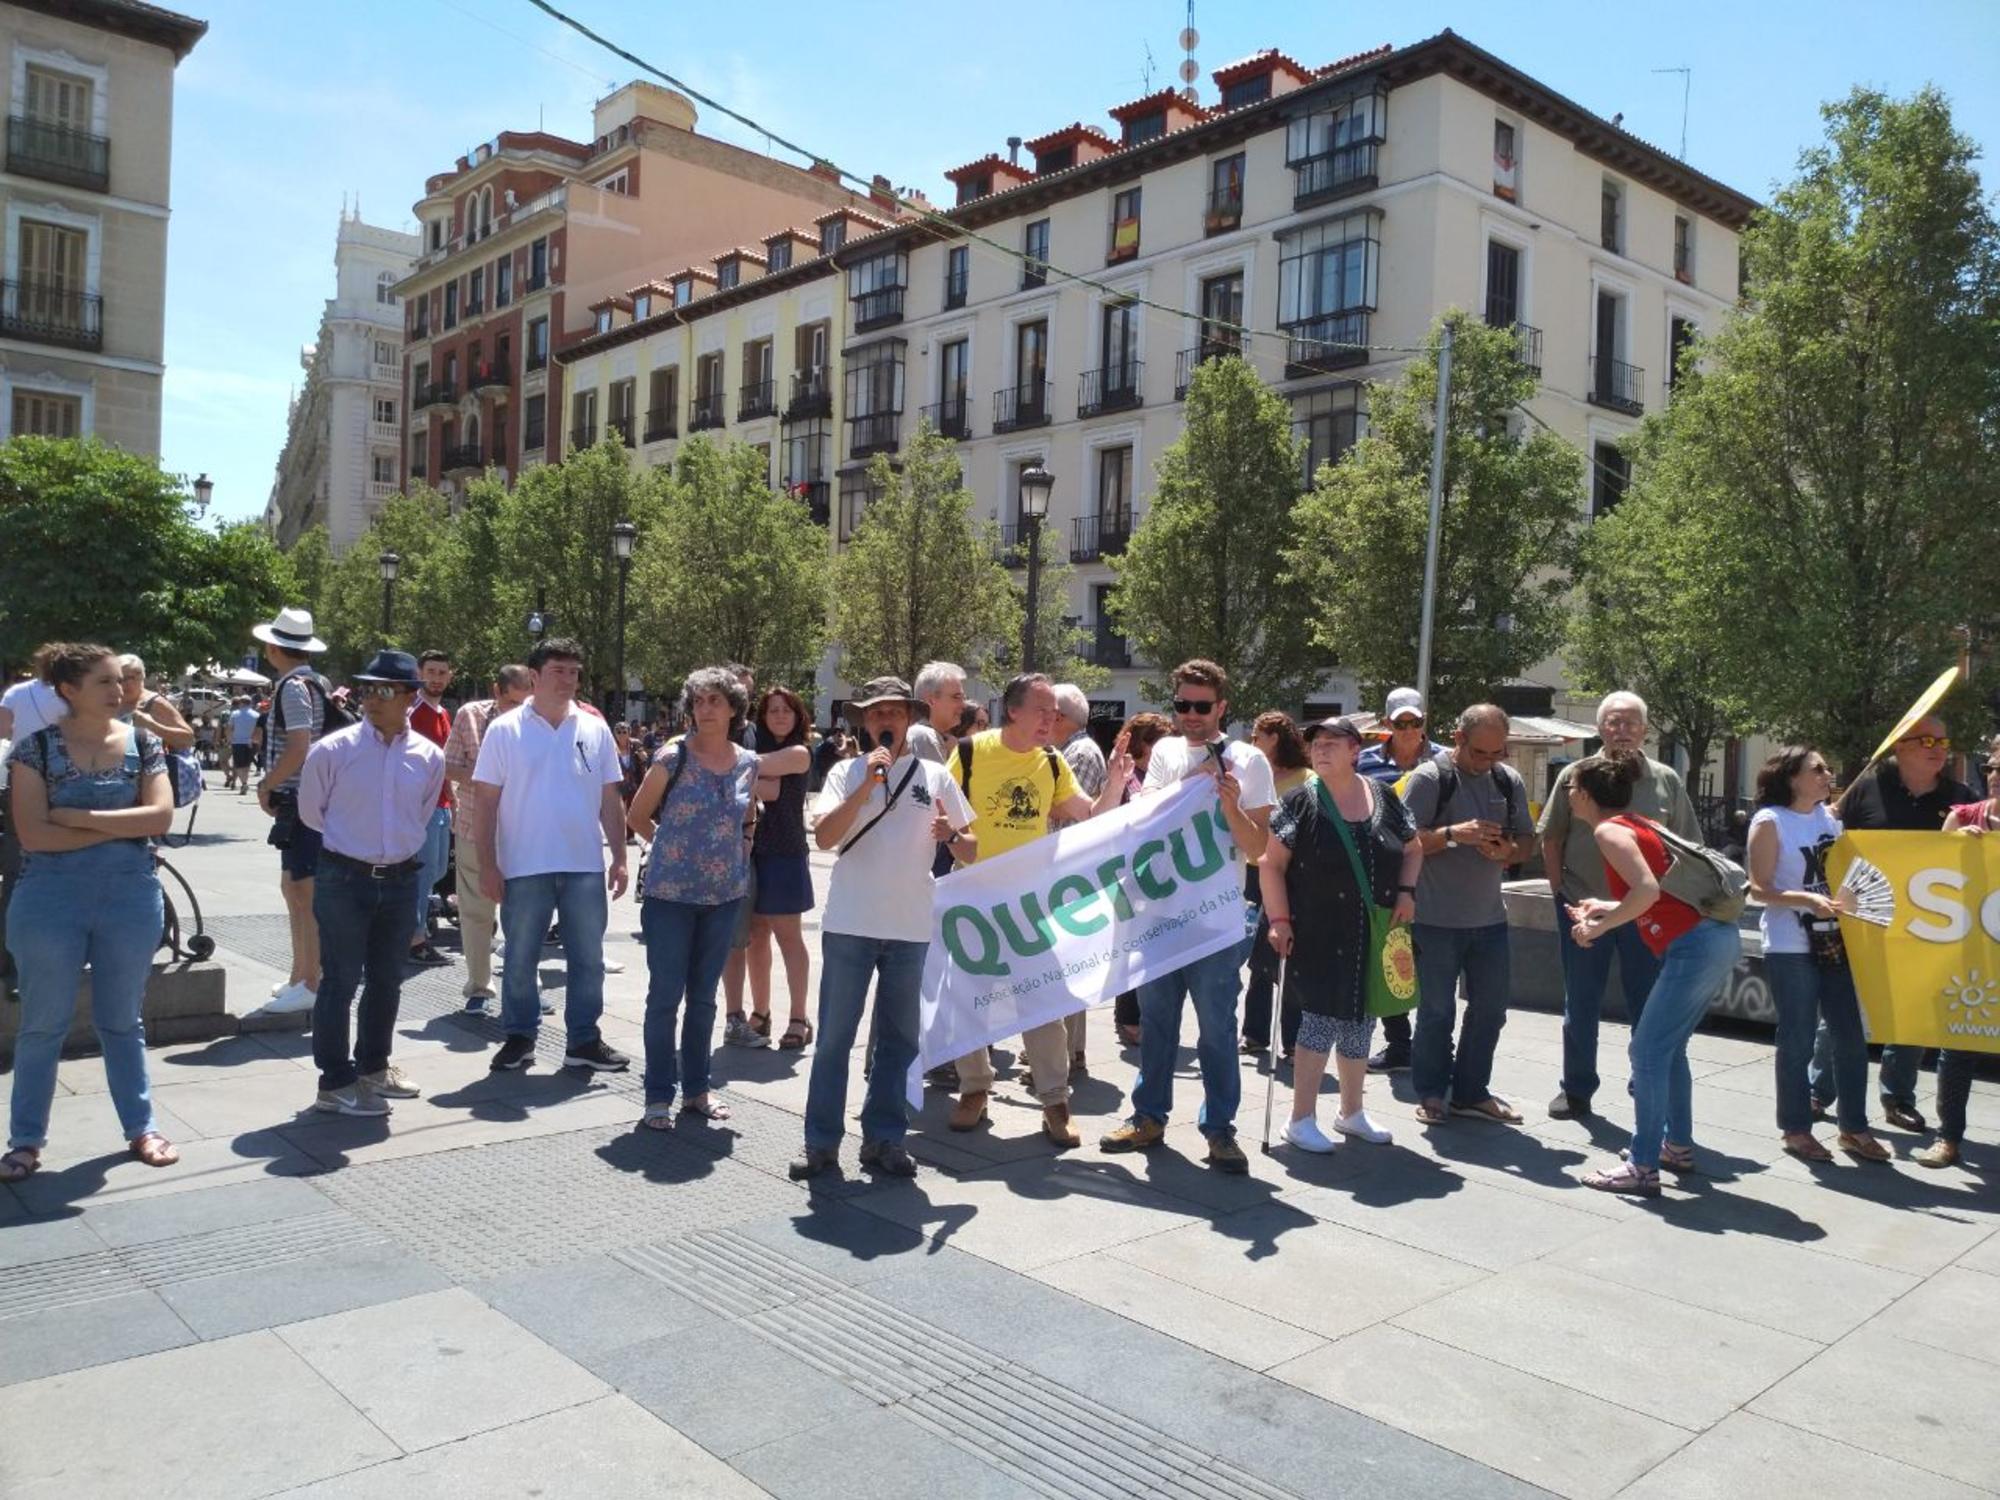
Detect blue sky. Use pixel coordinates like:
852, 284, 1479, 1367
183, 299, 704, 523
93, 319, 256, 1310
160, 0, 2000, 525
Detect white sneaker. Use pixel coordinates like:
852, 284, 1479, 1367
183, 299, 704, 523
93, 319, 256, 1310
262, 982, 318, 1015
1283, 1116, 1339, 1153
315, 1085, 389, 1117
1335, 1110, 1394, 1145
603, 957, 625, 974
493, 937, 506, 958
363, 1064, 420, 1099
269, 980, 285, 996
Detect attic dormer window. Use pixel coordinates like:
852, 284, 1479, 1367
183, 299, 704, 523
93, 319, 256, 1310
1123, 111, 1166, 145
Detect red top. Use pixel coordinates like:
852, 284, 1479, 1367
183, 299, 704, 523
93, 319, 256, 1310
1604, 815, 1701, 956
409, 698, 453, 808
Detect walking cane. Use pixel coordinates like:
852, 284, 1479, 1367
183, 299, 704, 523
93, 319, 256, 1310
1260, 953, 1288, 1155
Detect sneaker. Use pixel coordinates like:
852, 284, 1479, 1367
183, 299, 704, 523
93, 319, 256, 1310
1881, 1100, 1927, 1133
1334, 1110, 1394, 1145
262, 982, 318, 1015
490, 1035, 537, 1072
1283, 1116, 1338, 1153
538, 996, 556, 1015
407, 942, 450, 967
790, 1145, 839, 1180
493, 937, 506, 958
315, 1085, 390, 1116
269, 979, 286, 997
1366, 1043, 1410, 1074
1547, 1091, 1591, 1120
463, 991, 492, 1014
1100, 1117, 1165, 1152
1913, 1138, 1961, 1170
564, 1039, 630, 1072
723, 1014, 767, 1049
859, 1139, 918, 1177
1206, 1135, 1250, 1174
603, 956, 625, 974
363, 1065, 420, 1099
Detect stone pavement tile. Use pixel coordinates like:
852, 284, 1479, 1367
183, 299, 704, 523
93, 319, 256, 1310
41, 1087, 200, 1149
1032, 1249, 1327, 1372
276, 1287, 608, 1452
279, 1393, 773, 1500
1406, 1111, 1647, 1221
1682, 1029, 1781, 1067
1272, 1324, 1690, 1500
731, 1196, 933, 1287
149, 1069, 334, 1139
1958, 1230, 2000, 1278
79, 1174, 332, 1249
0, 1183, 24, 1222
272, 1085, 641, 1169
1748, 1327, 2000, 1490
475, 1251, 722, 1364
1865, 1265, 2000, 1367
1619, 1410, 1987, 1500
1106, 1203, 1484, 1340
147, 1030, 317, 1082
1547, 1212, 1917, 1342
734, 1406, 1037, 1500
159, 1237, 453, 1340
0, 1329, 399, 1499
1393, 1261, 1819, 1430
0, 1289, 195, 1387
843, 1152, 1203, 1271
591, 1317, 877, 1460
0, 1211, 102, 1268
1533, 1109, 1790, 1179
1692, 1057, 1790, 1098
1669, 1165, 1995, 1277
11, 1127, 318, 1215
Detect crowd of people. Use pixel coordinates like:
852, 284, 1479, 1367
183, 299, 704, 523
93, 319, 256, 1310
0, 610, 1990, 1196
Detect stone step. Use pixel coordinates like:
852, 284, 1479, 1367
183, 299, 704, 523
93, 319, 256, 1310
0, 961, 230, 1063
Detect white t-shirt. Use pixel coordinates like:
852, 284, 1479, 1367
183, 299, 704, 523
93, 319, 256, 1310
1, 678, 66, 738
814, 753, 973, 944
1751, 802, 1842, 955
471, 701, 622, 878
1141, 735, 1277, 871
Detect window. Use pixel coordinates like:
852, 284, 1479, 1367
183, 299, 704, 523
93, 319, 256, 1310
646, 366, 678, 440
593, 308, 613, 334
1592, 442, 1629, 516
19, 218, 86, 298
495, 256, 512, 307
837, 470, 880, 542
1220, 74, 1270, 111
935, 337, 969, 436
717, 259, 740, 291
11, 389, 79, 437
1277, 211, 1380, 369
374, 339, 395, 366
1292, 385, 1362, 485
1493, 120, 1519, 201
1485, 241, 1521, 329
570, 388, 598, 447
443, 352, 458, 390
443, 281, 458, 329
375, 272, 396, 305
1601, 179, 1623, 253
944, 245, 968, 308
692, 351, 726, 429
1013, 318, 1049, 412
768, 238, 794, 272
844, 340, 905, 456
372, 454, 396, 485
1037, 143, 1075, 175
632, 293, 653, 321
528, 237, 548, 289
783, 419, 830, 493
1286, 90, 1385, 204
1589, 289, 1640, 413
1207, 153, 1245, 231
1673, 216, 1693, 282
467, 267, 484, 314
819, 219, 846, 255
373, 397, 396, 424
742, 338, 775, 417
24, 65, 91, 130
410, 430, 428, 476
1122, 110, 1166, 146
848, 251, 907, 329
1091, 584, 1128, 666
596, 170, 629, 195
1090, 299, 1139, 408
608, 378, 636, 444
1668, 316, 1698, 396
477, 187, 493, 240
413, 358, 430, 394
1022, 219, 1050, 289
1108, 187, 1141, 263
672, 277, 692, 307
1097, 445, 1133, 535
1200, 271, 1243, 349
526, 316, 549, 371
955, 173, 991, 206
523, 393, 546, 451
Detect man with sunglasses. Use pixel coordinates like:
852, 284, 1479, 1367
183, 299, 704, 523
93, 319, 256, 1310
1357, 686, 1447, 1072
1100, 659, 1274, 1173
295, 651, 446, 1116
1819, 713, 1975, 1131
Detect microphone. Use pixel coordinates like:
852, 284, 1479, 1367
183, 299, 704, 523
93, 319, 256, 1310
867, 728, 889, 783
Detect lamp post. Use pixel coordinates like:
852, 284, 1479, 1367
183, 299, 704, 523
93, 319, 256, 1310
192, 472, 213, 520
526, 587, 549, 643
1017, 461, 1053, 672
610, 519, 636, 720
378, 550, 400, 636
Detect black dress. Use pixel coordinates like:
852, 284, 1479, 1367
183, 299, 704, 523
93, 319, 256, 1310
1270, 778, 1416, 1022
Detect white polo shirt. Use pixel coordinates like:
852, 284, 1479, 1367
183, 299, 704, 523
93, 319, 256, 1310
471, 701, 622, 878
814, 753, 972, 944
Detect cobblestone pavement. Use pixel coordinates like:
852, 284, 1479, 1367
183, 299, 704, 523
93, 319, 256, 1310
2, 789, 1996, 1498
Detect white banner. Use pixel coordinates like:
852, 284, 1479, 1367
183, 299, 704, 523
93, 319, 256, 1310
916, 778, 1251, 1077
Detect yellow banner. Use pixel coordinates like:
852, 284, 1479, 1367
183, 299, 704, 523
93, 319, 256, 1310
1828, 831, 2000, 1053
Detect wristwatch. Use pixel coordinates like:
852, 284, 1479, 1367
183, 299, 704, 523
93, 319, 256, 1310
1397, 884, 1417, 894
1443, 831, 1458, 849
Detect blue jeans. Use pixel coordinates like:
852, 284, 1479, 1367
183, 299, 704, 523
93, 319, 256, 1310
1935, 1050, 1978, 1145
1812, 1031, 1922, 1111
500, 872, 606, 1044
414, 806, 452, 932
638, 896, 741, 1106
311, 861, 418, 1092
7, 862, 162, 1150
1411, 921, 1512, 1106
805, 932, 926, 1150
1133, 933, 1253, 1138
1557, 916, 1661, 1102
1766, 953, 1869, 1134
1626, 918, 1741, 1169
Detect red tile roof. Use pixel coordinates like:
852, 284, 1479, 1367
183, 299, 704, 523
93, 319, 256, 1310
1209, 48, 1313, 89
813, 205, 893, 230
1106, 86, 1211, 124
943, 154, 1035, 187
1022, 122, 1119, 157
1316, 44, 1394, 77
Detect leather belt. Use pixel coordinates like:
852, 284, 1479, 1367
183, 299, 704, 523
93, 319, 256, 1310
320, 849, 421, 880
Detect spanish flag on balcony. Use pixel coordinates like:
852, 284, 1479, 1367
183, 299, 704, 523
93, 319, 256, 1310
1110, 217, 1141, 261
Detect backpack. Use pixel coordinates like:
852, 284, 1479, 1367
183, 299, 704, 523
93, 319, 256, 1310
954, 736, 1061, 799
1420, 758, 1522, 835
299, 673, 358, 733
133, 696, 203, 808
1646, 818, 1750, 923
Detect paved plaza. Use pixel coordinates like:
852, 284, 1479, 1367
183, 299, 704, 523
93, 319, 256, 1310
1, 791, 1996, 1499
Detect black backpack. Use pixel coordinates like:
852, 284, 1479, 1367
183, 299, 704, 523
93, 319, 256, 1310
1423, 757, 1523, 835
298, 673, 358, 734
954, 736, 1061, 798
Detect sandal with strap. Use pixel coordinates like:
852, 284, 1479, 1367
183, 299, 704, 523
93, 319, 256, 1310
0, 1147, 40, 1183
1583, 1160, 1661, 1197
129, 1133, 179, 1168
642, 1102, 676, 1131
1629, 1143, 1696, 1173
779, 1018, 813, 1051
681, 1095, 733, 1122
749, 1012, 771, 1040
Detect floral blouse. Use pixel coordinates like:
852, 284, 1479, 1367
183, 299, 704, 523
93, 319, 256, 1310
641, 743, 759, 906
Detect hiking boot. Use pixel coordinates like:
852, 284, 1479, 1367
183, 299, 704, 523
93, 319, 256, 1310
1099, 1117, 1165, 1153
1042, 1103, 1080, 1149
859, 1139, 918, 1177
949, 1091, 990, 1132
490, 1035, 536, 1072
1206, 1135, 1250, 1174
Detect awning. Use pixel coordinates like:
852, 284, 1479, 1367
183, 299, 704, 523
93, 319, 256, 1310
1510, 714, 1598, 743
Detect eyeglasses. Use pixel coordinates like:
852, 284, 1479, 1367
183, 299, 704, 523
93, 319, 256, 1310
358, 683, 407, 700
1899, 734, 1951, 751
1390, 716, 1425, 729
1171, 698, 1218, 714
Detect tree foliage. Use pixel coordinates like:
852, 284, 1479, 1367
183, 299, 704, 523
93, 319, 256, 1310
1110, 356, 1325, 713
1287, 314, 1583, 713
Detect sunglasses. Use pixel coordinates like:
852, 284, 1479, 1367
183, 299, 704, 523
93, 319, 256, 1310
1171, 698, 1218, 714
1390, 715, 1425, 728
1899, 734, 1951, 750
359, 683, 411, 700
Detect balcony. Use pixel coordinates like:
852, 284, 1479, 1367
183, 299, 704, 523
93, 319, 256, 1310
787, 366, 832, 419
1508, 322, 1544, 378
525, 347, 547, 374
992, 380, 1051, 433
607, 416, 634, 448
6, 115, 109, 192
738, 379, 776, 421
943, 268, 967, 309
410, 314, 430, 341
409, 458, 428, 481
0, 279, 102, 351
689, 390, 725, 432
1078, 362, 1143, 418
1290, 139, 1381, 208
370, 361, 399, 383
1084, 636, 1132, 669
414, 380, 457, 411
921, 396, 971, 440
570, 422, 597, 450
643, 406, 676, 443
1283, 312, 1370, 378
441, 443, 483, 474
1204, 184, 1242, 234
1175, 341, 1238, 398
848, 410, 900, 459
993, 522, 1031, 568
788, 479, 830, 526
1587, 355, 1645, 416
851, 285, 905, 332
523, 419, 545, 452
469, 357, 510, 394
463, 296, 484, 318
525, 269, 549, 293
369, 420, 400, 445
1070, 512, 1132, 563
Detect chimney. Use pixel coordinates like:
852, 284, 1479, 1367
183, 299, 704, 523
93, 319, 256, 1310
1006, 135, 1022, 165
869, 172, 897, 210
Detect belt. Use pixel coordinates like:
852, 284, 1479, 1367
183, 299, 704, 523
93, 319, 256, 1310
320, 849, 421, 880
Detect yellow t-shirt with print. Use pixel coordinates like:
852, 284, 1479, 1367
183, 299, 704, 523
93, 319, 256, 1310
955, 729, 1080, 863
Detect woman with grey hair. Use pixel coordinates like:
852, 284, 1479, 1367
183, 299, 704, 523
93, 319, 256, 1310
115, 655, 195, 752
625, 666, 761, 1127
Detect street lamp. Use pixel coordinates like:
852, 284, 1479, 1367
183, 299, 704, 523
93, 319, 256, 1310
378, 550, 400, 635
192, 472, 213, 519
1018, 461, 1053, 672
611, 519, 637, 720
526, 587, 550, 643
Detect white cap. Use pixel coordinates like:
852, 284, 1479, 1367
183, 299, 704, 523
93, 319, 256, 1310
1383, 687, 1424, 722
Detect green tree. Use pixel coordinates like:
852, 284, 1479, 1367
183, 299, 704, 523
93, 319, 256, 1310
280, 525, 332, 621
628, 437, 830, 694
1606, 87, 2000, 771
830, 424, 1018, 685
984, 551, 1108, 691
315, 488, 455, 678
1110, 356, 1324, 714
1286, 314, 1583, 712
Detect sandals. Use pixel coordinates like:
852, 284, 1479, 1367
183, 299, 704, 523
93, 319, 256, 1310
1116, 1023, 1141, 1047
129, 1133, 179, 1168
642, 1102, 676, 1131
749, 1012, 771, 1041
1583, 1160, 1660, 1197
681, 1095, 732, 1122
1783, 1132, 1834, 1163
778, 1018, 813, 1051
0, 1147, 39, 1183
1450, 1095, 1524, 1124
1415, 1098, 1450, 1125
1628, 1143, 1696, 1173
